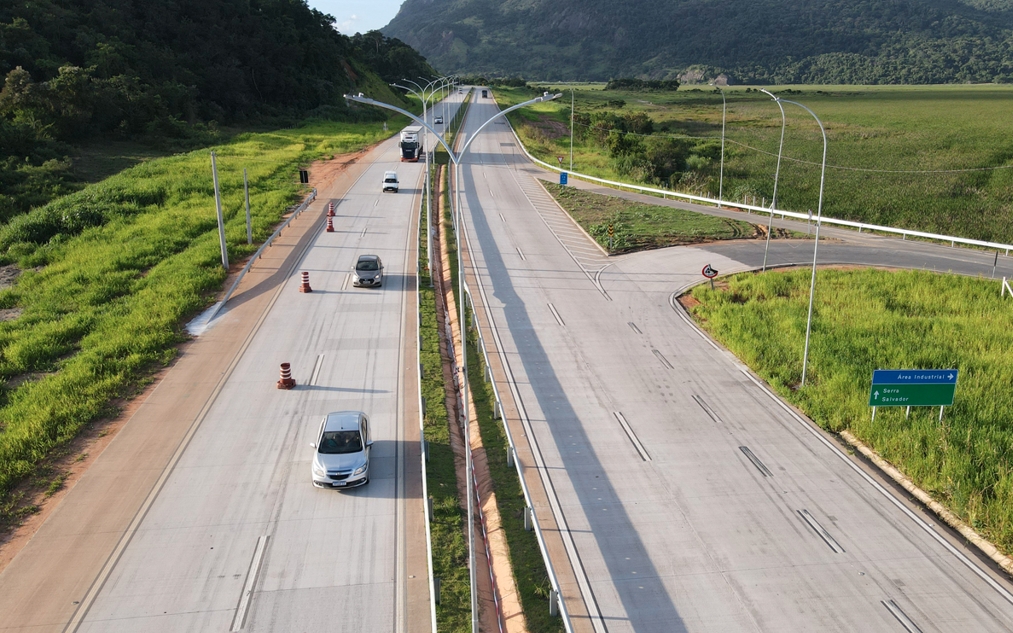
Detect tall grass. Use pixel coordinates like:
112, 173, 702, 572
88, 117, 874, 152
0, 119, 397, 521
689, 268, 1013, 548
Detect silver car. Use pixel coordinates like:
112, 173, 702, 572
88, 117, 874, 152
353, 254, 383, 287
311, 411, 372, 488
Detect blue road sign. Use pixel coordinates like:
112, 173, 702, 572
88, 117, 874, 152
560, 172, 568, 185
872, 369, 958, 385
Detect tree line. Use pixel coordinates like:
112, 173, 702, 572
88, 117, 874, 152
0, 0, 433, 221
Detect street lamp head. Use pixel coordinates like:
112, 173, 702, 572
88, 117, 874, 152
759, 88, 778, 100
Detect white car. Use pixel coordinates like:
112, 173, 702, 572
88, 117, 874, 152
382, 171, 399, 192
434, 116, 444, 125
310, 411, 372, 488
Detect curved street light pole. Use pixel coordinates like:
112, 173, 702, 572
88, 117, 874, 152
759, 89, 786, 273
345, 89, 562, 633
394, 81, 437, 282
776, 98, 827, 388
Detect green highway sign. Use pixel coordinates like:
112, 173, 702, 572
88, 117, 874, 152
868, 369, 958, 407
868, 383, 956, 407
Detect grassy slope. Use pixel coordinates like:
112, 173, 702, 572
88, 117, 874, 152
689, 268, 1013, 549
496, 84, 1013, 245
0, 118, 400, 523
543, 182, 758, 253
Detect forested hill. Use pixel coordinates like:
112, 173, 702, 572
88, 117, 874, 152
383, 0, 1013, 84
0, 0, 433, 220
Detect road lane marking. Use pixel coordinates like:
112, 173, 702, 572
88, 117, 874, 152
231, 534, 270, 631
628, 322, 642, 335
343, 273, 350, 290
499, 213, 505, 222
692, 394, 722, 423
310, 354, 324, 386
614, 412, 651, 461
547, 303, 565, 326
516, 247, 526, 261
652, 349, 674, 370
739, 446, 773, 477
798, 509, 846, 553
361, 227, 368, 237
882, 599, 924, 633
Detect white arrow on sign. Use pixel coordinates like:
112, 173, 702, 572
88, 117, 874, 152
874, 390, 880, 400
948, 373, 954, 380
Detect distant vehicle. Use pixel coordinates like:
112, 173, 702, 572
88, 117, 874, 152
481, 89, 488, 98
434, 116, 444, 125
382, 171, 399, 192
399, 125, 423, 162
353, 254, 384, 287
311, 411, 372, 488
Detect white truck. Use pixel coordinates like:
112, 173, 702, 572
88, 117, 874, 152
399, 126, 423, 162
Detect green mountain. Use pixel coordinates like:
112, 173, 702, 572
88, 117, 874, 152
383, 0, 1013, 84
0, 1, 433, 220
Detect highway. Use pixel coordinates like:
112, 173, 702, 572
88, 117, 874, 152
455, 90, 1013, 632
0, 92, 466, 632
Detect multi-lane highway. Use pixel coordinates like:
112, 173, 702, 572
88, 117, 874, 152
455, 90, 1013, 632
0, 92, 466, 633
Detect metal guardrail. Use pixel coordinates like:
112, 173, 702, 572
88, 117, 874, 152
505, 120, 1013, 258
454, 94, 573, 631
206, 188, 317, 323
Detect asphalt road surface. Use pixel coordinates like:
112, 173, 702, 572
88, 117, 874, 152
456, 90, 1013, 632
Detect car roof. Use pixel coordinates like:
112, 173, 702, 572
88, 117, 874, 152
323, 411, 364, 432
384, 171, 397, 177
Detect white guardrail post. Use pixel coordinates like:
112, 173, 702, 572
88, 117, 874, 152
503, 114, 1013, 257
1003, 277, 1012, 298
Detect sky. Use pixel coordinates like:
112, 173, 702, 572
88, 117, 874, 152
307, 0, 406, 35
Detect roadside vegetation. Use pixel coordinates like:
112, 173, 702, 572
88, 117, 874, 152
687, 268, 1013, 550
543, 182, 766, 254
496, 84, 1013, 246
418, 185, 471, 631
0, 118, 396, 527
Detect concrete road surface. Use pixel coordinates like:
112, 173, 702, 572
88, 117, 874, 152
0, 91, 468, 633
456, 89, 1013, 632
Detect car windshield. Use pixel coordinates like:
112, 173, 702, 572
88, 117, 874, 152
318, 430, 363, 454
385, 178, 397, 182
356, 260, 379, 271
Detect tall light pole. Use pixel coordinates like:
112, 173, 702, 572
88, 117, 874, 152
345, 89, 563, 633
710, 83, 727, 204
772, 98, 828, 388
570, 89, 575, 171
759, 88, 786, 272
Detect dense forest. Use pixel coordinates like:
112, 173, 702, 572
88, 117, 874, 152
384, 0, 1013, 83
0, 0, 433, 221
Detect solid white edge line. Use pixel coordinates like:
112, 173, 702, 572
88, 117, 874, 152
230, 535, 270, 632
668, 287, 1013, 608
516, 247, 525, 261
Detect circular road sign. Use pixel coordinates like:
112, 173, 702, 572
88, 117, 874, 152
702, 264, 718, 279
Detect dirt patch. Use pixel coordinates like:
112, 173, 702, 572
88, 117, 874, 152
0, 264, 20, 290
529, 115, 569, 140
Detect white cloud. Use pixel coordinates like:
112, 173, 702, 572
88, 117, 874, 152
337, 14, 360, 33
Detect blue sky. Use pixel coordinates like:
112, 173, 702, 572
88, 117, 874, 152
307, 0, 406, 35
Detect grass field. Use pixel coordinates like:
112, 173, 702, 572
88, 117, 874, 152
495, 84, 1013, 246
687, 268, 1013, 550
0, 118, 400, 526
542, 182, 769, 253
